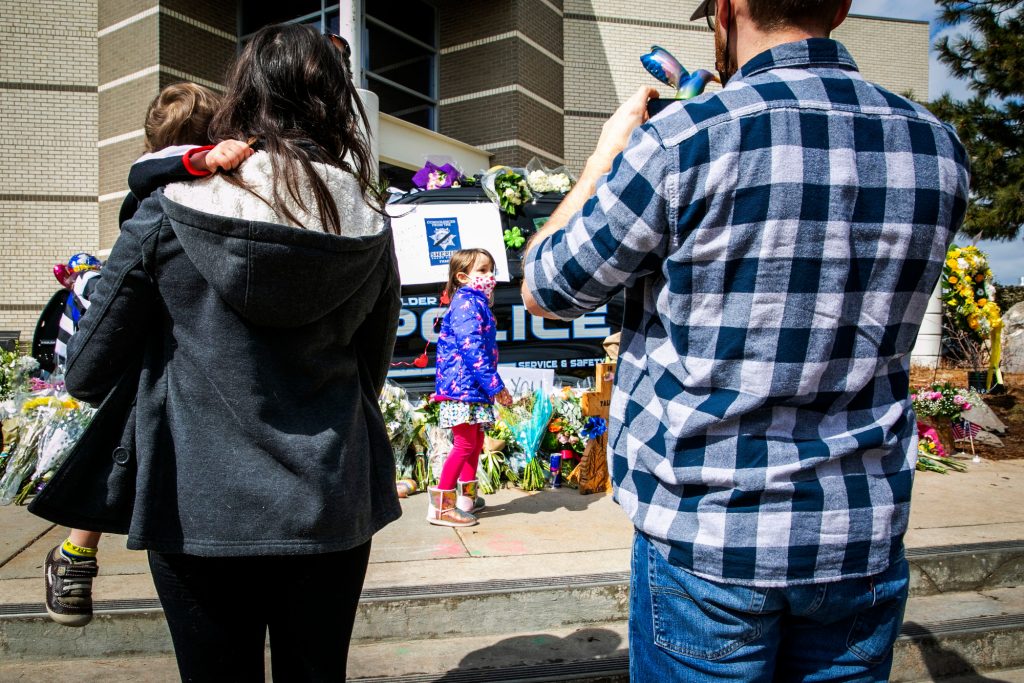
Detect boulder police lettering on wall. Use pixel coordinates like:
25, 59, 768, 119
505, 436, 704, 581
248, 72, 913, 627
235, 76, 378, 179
396, 297, 611, 344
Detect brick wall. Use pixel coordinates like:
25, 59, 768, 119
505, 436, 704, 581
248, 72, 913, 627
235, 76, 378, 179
439, 0, 565, 168
97, 0, 238, 250
563, 5, 931, 174
0, 0, 99, 341
834, 15, 930, 100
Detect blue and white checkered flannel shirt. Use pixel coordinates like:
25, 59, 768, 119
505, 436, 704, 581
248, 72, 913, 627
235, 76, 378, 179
524, 39, 969, 586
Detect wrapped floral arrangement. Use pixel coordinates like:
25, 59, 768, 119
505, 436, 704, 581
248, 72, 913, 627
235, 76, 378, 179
911, 383, 977, 421
411, 160, 475, 191
942, 245, 1001, 341
941, 245, 1003, 386
916, 432, 967, 474
1, 350, 38, 408
414, 398, 449, 487
378, 382, 419, 478
525, 158, 574, 195
0, 377, 95, 506
417, 381, 610, 494
482, 166, 533, 216
495, 390, 552, 490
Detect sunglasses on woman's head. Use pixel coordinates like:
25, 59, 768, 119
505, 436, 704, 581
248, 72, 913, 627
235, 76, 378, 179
325, 32, 352, 62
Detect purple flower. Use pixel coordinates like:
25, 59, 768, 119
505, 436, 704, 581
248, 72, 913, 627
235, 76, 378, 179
413, 161, 461, 190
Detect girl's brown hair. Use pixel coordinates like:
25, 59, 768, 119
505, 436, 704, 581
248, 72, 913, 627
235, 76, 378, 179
444, 248, 496, 300
143, 82, 220, 152
209, 23, 383, 235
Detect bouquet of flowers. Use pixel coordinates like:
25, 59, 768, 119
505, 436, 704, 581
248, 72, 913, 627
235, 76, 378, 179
478, 448, 518, 495
543, 387, 585, 467
483, 166, 533, 216
1, 351, 38, 409
525, 158, 574, 194
916, 432, 967, 474
0, 389, 95, 506
414, 398, 452, 483
496, 389, 553, 490
941, 245, 1003, 380
911, 383, 976, 421
412, 159, 473, 191
378, 382, 419, 478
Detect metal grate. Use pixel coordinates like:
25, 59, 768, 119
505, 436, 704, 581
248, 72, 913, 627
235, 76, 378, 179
0, 597, 162, 618
900, 613, 1024, 638
906, 540, 1024, 558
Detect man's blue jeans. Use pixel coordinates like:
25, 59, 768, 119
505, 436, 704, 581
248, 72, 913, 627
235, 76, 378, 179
629, 532, 909, 682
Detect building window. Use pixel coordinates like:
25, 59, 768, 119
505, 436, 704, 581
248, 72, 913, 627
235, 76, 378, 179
239, 1, 437, 131
364, 0, 437, 130
239, 1, 341, 46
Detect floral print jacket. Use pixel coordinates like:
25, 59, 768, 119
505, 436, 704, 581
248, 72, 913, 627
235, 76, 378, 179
434, 286, 505, 403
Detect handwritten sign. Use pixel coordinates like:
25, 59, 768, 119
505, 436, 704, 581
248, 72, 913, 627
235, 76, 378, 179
497, 366, 555, 397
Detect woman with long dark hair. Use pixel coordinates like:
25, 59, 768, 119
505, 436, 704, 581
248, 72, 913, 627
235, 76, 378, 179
60, 23, 401, 680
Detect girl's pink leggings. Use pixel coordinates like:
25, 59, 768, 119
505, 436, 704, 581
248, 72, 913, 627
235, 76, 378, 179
439, 423, 484, 490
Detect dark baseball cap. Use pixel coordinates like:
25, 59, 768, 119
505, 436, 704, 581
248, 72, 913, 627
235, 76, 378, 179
690, 0, 714, 21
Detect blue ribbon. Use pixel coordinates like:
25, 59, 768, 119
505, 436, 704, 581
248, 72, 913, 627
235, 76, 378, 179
581, 416, 607, 440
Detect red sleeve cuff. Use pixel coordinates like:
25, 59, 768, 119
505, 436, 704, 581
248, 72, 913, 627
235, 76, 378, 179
183, 145, 215, 177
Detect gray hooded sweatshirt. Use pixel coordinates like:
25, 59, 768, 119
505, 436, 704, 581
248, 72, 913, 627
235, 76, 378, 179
65, 152, 402, 555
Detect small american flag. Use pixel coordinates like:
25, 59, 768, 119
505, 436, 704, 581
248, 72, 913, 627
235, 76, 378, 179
952, 419, 982, 441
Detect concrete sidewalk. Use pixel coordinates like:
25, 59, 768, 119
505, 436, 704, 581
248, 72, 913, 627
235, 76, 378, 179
2, 458, 1023, 606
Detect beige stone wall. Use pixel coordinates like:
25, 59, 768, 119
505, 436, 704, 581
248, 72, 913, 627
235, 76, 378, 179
563, 6, 931, 173
96, 1, 236, 249
0, 0, 99, 342
834, 15, 931, 101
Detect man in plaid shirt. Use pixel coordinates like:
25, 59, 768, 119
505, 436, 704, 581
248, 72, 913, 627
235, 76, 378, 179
523, 0, 969, 679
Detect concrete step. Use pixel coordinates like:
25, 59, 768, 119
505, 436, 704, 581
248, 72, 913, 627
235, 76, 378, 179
4, 602, 1019, 683
908, 541, 1024, 597
909, 667, 1024, 682
2, 540, 1020, 659
348, 621, 630, 682
3, 585, 1024, 681
893, 586, 1024, 682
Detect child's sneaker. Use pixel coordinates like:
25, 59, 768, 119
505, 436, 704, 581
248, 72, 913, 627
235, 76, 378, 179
44, 545, 98, 627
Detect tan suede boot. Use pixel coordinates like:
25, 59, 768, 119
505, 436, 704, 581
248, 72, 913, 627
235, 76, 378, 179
426, 486, 478, 527
456, 479, 485, 513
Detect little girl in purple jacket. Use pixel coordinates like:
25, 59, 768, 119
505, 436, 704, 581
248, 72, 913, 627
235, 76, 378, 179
429, 248, 513, 527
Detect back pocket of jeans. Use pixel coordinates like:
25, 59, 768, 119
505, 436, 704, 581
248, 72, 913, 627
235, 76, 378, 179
648, 544, 764, 660
847, 560, 909, 664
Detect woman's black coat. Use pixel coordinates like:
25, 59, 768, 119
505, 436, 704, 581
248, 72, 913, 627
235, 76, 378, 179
37, 189, 402, 555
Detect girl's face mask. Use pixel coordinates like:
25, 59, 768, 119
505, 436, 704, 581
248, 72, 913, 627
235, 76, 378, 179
468, 274, 497, 298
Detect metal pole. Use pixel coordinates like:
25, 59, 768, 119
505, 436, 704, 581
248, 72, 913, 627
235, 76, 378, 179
337, 0, 362, 88
336, 1, 377, 172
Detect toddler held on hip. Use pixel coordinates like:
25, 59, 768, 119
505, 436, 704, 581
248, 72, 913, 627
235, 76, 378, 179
427, 249, 513, 527
45, 82, 252, 628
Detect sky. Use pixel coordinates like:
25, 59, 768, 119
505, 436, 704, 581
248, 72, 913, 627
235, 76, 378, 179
850, 0, 1024, 285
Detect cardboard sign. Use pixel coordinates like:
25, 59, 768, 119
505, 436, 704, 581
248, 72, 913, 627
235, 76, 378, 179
388, 202, 510, 285
498, 366, 555, 397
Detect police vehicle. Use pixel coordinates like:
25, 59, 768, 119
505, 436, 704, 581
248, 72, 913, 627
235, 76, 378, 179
386, 186, 623, 395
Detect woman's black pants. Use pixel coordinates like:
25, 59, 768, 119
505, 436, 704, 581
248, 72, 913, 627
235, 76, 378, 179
148, 540, 372, 682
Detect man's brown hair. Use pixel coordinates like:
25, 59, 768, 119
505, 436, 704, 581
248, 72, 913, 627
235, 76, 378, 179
143, 82, 220, 152
747, 0, 844, 33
